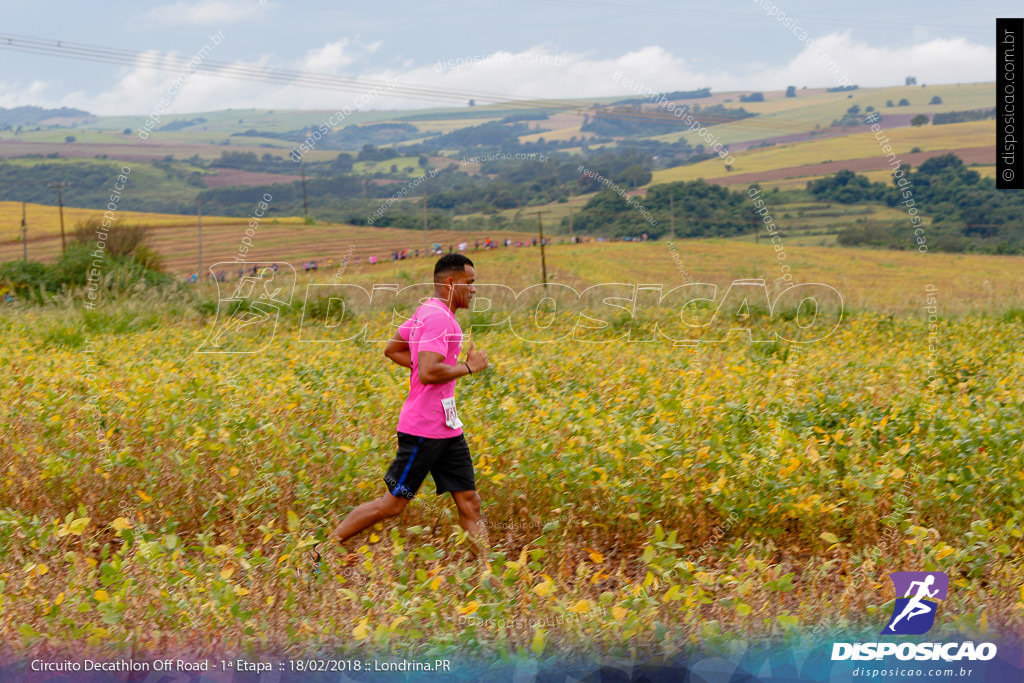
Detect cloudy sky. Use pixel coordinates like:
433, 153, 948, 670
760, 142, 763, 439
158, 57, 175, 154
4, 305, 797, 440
0, 0, 1011, 115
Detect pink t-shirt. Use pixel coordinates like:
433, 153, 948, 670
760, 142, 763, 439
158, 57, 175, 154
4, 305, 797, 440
396, 298, 464, 438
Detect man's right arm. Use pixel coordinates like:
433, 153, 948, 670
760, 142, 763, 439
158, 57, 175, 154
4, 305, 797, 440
384, 330, 412, 368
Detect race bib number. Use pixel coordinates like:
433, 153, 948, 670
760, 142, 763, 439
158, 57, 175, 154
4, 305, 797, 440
441, 396, 463, 430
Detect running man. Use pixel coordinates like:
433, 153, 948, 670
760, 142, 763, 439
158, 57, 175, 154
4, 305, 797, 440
320, 253, 490, 562
886, 574, 939, 631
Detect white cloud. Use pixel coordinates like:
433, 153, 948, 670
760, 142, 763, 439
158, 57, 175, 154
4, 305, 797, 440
22, 34, 996, 116
602, 33, 994, 95
754, 33, 995, 90
299, 39, 381, 73
147, 0, 259, 27
0, 80, 59, 109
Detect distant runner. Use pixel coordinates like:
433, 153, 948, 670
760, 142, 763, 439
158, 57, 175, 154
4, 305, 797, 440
315, 254, 490, 570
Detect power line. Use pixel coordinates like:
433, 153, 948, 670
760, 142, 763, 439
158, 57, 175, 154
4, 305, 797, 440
0, 32, 878, 136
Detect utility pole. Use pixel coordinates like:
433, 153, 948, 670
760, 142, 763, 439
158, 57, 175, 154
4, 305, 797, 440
21, 201, 27, 261
49, 182, 70, 254
532, 209, 551, 291
670, 195, 675, 240
197, 196, 203, 278
567, 189, 573, 242
300, 164, 309, 222
423, 192, 429, 256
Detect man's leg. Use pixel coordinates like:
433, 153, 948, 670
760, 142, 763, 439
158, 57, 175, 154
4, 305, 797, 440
331, 493, 410, 546
451, 490, 490, 557
327, 432, 429, 549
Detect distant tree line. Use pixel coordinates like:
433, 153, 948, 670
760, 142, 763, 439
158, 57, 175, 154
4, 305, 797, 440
580, 103, 755, 138
932, 108, 997, 125
815, 155, 1024, 253
612, 88, 711, 106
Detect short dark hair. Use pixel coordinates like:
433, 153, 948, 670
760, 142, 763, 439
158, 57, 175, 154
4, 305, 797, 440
433, 253, 474, 282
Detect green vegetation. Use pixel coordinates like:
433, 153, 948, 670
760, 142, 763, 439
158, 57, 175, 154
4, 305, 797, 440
0, 220, 171, 302
2, 242, 1023, 655
2, 86, 1010, 257
933, 108, 997, 125
816, 155, 1024, 253
0, 159, 205, 214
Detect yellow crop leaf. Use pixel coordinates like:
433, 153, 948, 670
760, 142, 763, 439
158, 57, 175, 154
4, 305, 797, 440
94, 589, 109, 603
390, 616, 409, 629
234, 586, 250, 596
220, 565, 235, 580
111, 517, 132, 531
137, 490, 152, 502
457, 600, 479, 615
229, 466, 240, 477
569, 599, 591, 614
429, 577, 442, 591
530, 628, 546, 655
353, 617, 370, 640
534, 580, 554, 597
68, 517, 91, 535
612, 606, 628, 620
54, 592, 65, 606
369, 533, 380, 543
587, 550, 604, 564
936, 546, 955, 560
36, 563, 49, 576
779, 458, 800, 477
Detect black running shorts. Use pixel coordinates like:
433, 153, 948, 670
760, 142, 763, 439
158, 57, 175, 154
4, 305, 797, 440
383, 431, 476, 498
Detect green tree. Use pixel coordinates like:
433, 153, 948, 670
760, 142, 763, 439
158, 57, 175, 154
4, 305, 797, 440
911, 114, 929, 127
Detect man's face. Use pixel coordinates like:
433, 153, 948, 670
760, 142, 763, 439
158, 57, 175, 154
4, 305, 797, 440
446, 265, 476, 310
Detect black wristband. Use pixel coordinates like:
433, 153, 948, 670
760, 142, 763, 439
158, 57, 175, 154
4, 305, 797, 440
464, 361, 473, 374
